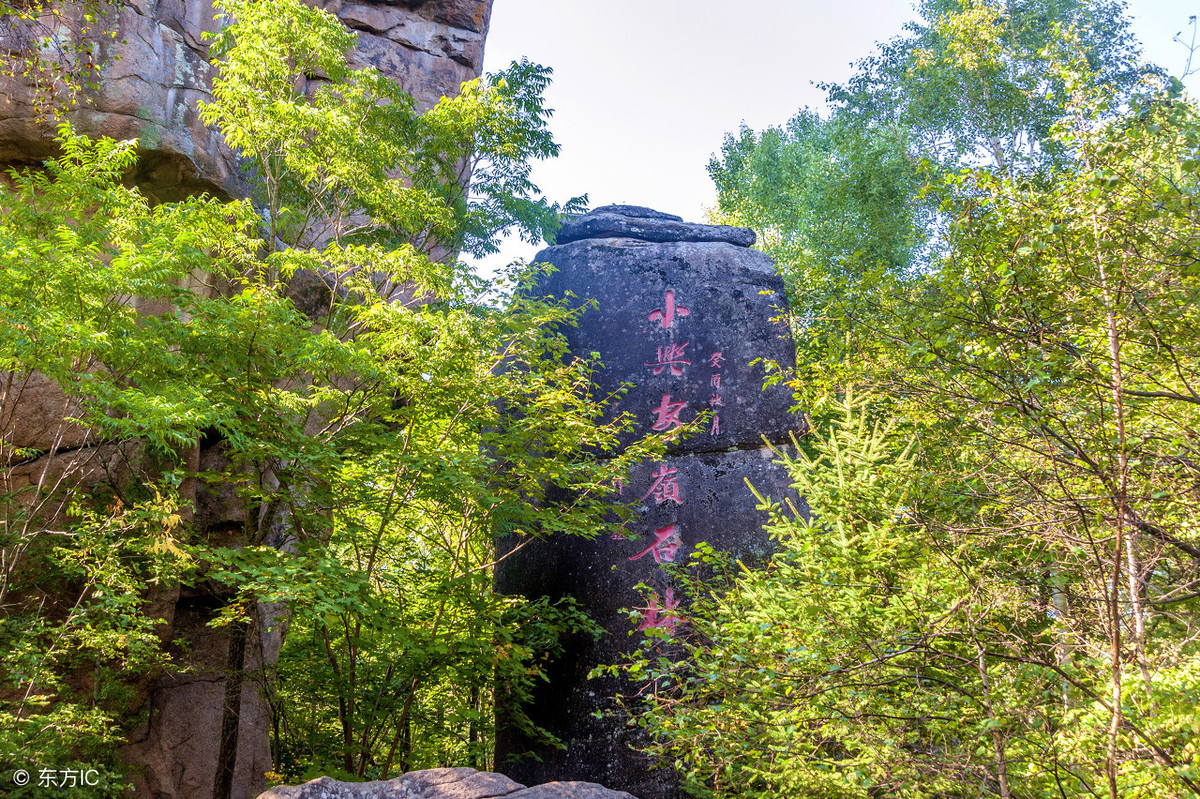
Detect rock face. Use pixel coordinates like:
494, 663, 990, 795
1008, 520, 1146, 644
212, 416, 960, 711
0, 3, 493, 799
495, 207, 804, 799
0, 0, 494, 199
257, 768, 638, 799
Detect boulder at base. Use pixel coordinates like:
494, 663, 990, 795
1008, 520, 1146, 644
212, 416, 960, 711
256, 767, 639, 799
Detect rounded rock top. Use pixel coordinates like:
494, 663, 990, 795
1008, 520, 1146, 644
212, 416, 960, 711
553, 206, 756, 248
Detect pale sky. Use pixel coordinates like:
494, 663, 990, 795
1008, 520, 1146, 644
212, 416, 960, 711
470, 0, 1200, 275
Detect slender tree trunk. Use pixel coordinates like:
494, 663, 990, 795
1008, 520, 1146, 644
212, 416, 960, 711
977, 647, 1012, 799
382, 678, 419, 777
1106, 530, 1124, 799
1124, 534, 1152, 696
214, 615, 249, 799
467, 684, 480, 770
357, 663, 395, 777
320, 625, 355, 775
1095, 211, 1128, 799
1051, 577, 1073, 708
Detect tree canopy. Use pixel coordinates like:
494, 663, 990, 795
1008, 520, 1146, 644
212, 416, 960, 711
621, 3, 1200, 798
0, 0, 639, 794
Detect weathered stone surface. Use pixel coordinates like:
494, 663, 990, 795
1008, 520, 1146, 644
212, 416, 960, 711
1, 441, 132, 501
579, 205, 682, 221
496, 448, 802, 799
0, 371, 93, 453
123, 653, 270, 799
554, 205, 755, 247
497, 207, 802, 799
532, 229, 798, 455
0, 0, 236, 200
123, 586, 289, 799
508, 786, 638, 799
256, 768, 637, 799
0, 0, 494, 198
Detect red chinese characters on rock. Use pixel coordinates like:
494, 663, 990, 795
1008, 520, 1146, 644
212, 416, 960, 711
648, 289, 690, 330
708, 350, 724, 436
624, 287, 711, 639
644, 342, 691, 376
637, 587, 683, 633
643, 290, 697, 431
650, 393, 688, 431
628, 523, 682, 565
641, 464, 682, 505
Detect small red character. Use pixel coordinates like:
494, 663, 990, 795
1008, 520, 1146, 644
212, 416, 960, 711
650, 393, 688, 431
710, 374, 721, 388
648, 289, 690, 330
708, 350, 725, 368
710, 414, 720, 436
709, 394, 725, 407
645, 342, 691, 376
641, 464, 682, 505
638, 588, 683, 633
629, 523, 682, 564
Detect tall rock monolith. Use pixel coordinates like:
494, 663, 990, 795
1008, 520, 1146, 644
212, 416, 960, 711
495, 206, 804, 799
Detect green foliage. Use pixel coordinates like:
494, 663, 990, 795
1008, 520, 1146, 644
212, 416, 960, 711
708, 0, 1157, 410
1, 0, 613, 786
202, 0, 580, 263
875, 85, 1200, 796
619, 391, 983, 798
828, 0, 1149, 174
710, 112, 922, 283
0, 494, 193, 799
627, 348, 1200, 796
0, 136, 226, 795
708, 111, 925, 397
636, 6, 1200, 798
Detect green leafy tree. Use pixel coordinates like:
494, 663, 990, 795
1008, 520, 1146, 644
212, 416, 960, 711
629, 6, 1200, 798
1, 0, 626, 792
616, 389, 975, 798
707, 0, 1156, 411
828, 0, 1148, 174
0, 129, 254, 798
874, 80, 1200, 798
708, 111, 925, 398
